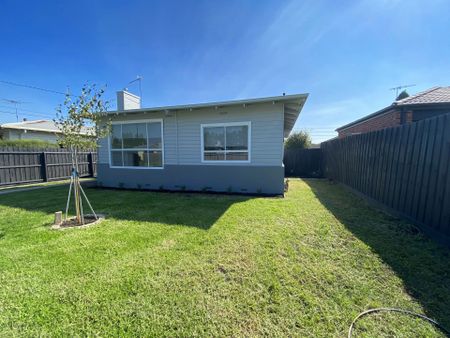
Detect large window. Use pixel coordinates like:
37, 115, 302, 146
201, 122, 250, 162
110, 120, 163, 168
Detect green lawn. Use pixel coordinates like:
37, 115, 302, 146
0, 179, 449, 337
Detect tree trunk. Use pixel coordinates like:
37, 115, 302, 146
72, 148, 83, 224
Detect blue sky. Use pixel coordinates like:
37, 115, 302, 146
1, 0, 449, 142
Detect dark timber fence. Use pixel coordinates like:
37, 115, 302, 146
284, 148, 323, 177
321, 113, 450, 242
0, 147, 97, 186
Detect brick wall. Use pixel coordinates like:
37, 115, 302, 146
338, 110, 411, 138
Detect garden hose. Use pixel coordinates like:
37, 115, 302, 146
348, 307, 450, 338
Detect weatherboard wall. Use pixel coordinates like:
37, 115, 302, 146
96, 103, 286, 194
97, 103, 285, 166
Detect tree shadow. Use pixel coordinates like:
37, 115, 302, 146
304, 179, 450, 332
0, 185, 254, 230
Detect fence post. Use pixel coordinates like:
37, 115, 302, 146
88, 152, 94, 177
41, 152, 48, 182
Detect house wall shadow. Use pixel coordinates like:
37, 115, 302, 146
0, 185, 254, 230
303, 179, 450, 333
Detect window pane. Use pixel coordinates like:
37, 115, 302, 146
204, 152, 225, 161
111, 151, 123, 166
111, 125, 122, 149
226, 125, 248, 150
123, 150, 148, 167
204, 127, 225, 151
148, 150, 162, 167
226, 152, 248, 161
147, 122, 162, 149
122, 123, 147, 149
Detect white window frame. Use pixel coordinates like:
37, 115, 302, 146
200, 121, 251, 164
108, 118, 164, 170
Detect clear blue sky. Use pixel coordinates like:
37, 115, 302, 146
1, 0, 449, 142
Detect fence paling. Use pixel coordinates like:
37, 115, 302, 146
320, 112, 450, 242
283, 148, 323, 178
0, 147, 97, 186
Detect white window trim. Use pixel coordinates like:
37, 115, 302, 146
108, 118, 164, 170
200, 121, 251, 164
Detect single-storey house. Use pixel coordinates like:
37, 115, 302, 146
97, 91, 308, 195
336, 86, 450, 138
0, 119, 89, 143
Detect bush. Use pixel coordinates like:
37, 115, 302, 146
285, 131, 312, 150
0, 139, 59, 148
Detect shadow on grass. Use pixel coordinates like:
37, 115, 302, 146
0, 185, 253, 230
304, 179, 450, 332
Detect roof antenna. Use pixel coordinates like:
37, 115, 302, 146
390, 84, 415, 99
2, 98, 30, 122
128, 75, 143, 104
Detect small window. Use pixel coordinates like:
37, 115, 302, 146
202, 122, 250, 162
110, 120, 163, 168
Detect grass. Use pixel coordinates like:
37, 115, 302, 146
0, 179, 448, 337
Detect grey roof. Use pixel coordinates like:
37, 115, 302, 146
395, 86, 450, 105
0, 119, 90, 135
108, 93, 309, 137
337, 86, 450, 131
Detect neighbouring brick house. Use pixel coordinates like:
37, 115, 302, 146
336, 86, 450, 138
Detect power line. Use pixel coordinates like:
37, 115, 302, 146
0, 109, 20, 117
0, 108, 54, 120
1, 99, 29, 122
0, 79, 116, 102
0, 105, 54, 118
0, 110, 52, 120
0, 79, 71, 96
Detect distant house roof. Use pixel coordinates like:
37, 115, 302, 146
394, 86, 450, 105
108, 93, 309, 137
0, 119, 90, 135
337, 86, 450, 132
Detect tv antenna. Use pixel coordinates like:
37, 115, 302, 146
390, 84, 416, 98
2, 98, 30, 122
128, 75, 143, 103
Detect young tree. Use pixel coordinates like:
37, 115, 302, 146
285, 130, 312, 150
54, 84, 110, 224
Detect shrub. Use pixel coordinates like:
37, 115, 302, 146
285, 131, 312, 150
0, 139, 58, 148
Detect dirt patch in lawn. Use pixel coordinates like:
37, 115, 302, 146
51, 214, 105, 230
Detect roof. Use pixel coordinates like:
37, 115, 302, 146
108, 93, 309, 137
0, 120, 90, 135
394, 86, 450, 105
337, 86, 450, 131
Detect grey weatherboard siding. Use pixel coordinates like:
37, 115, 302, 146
97, 95, 307, 195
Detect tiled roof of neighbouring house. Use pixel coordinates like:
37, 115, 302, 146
336, 86, 450, 131
395, 86, 450, 105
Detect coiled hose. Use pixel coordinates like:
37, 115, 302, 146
348, 308, 450, 338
